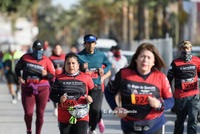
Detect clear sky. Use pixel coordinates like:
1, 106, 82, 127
51, 0, 80, 10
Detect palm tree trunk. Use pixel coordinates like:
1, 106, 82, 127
122, 2, 128, 49
128, 6, 134, 50
138, 0, 145, 40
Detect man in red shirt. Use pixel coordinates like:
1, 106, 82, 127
167, 40, 200, 134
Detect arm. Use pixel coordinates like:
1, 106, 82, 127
104, 86, 117, 110
163, 97, 174, 110
102, 54, 112, 74
15, 56, 24, 78
162, 74, 174, 110
104, 71, 122, 110
197, 57, 200, 77
101, 70, 111, 83
50, 78, 61, 103
45, 59, 55, 79
87, 76, 97, 101
167, 61, 175, 85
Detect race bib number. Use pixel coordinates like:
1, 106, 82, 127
85, 68, 98, 78
181, 78, 195, 90
27, 76, 39, 84
61, 96, 76, 109
131, 94, 153, 105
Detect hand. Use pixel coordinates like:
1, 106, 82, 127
41, 69, 47, 76
57, 64, 60, 68
112, 64, 115, 68
60, 94, 68, 103
85, 95, 93, 103
5, 66, 9, 71
101, 78, 104, 83
148, 96, 160, 108
82, 63, 88, 70
98, 68, 104, 75
18, 77, 25, 84
114, 107, 128, 118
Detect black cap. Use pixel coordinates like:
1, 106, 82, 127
32, 40, 44, 49
114, 45, 121, 50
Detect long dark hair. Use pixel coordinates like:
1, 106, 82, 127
62, 53, 79, 72
128, 43, 166, 71
52, 44, 62, 56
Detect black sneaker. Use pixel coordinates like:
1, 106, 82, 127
27, 131, 32, 134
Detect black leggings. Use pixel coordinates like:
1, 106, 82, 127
123, 126, 163, 134
89, 89, 104, 130
59, 121, 88, 134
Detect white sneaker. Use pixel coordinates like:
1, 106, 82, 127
11, 99, 17, 104
54, 108, 58, 117
88, 130, 97, 134
16, 92, 21, 100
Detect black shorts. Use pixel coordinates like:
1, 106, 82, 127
5, 72, 19, 85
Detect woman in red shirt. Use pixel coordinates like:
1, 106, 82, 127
49, 44, 65, 116
50, 53, 97, 134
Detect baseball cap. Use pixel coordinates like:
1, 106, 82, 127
179, 40, 192, 48
115, 45, 121, 50
8, 44, 16, 52
32, 40, 44, 49
84, 35, 97, 42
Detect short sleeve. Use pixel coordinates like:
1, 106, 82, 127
87, 75, 95, 90
161, 74, 173, 99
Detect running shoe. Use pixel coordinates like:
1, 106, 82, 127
27, 131, 32, 134
27, 128, 32, 134
54, 108, 58, 117
88, 130, 97, 134
16, 91, 21, 100
11, 99, 17, 104
98, 119, 105, 133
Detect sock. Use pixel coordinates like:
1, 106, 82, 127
12, 95, 15, 99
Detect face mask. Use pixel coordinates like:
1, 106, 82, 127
114, 51, 121, 61
32, 50, 43, 60
180, 51, 192, 62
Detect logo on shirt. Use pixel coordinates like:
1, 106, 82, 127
63, 81, 83, 85
180, 65, 196, 70
27, 63, 44, 70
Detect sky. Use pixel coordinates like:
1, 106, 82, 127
51, 0, 80, 10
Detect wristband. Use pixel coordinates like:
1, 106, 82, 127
155, 98, 164, 111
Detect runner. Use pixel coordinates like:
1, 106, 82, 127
2, 44, 23, 104
105, 43, 174, 134
15, 39, 55, 134
78, 34, 112, 134
49, 44, 65, 116
167, 40, 200, 134
50, 53, 97, 134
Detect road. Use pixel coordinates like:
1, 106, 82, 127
0, 81, 200, 134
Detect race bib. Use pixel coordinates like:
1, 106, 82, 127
27, 76, 39, 84
181, 78, 195, 90
61, 96, 76, 109
85, 68, 98, 78
131, 94, 153, 105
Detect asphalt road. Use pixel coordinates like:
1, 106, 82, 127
1, 81, 200, 134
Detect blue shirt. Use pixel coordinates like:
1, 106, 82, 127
78, 48, 112, 85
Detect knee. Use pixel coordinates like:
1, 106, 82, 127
25, 111, 33, 119
89, 109, 98, 116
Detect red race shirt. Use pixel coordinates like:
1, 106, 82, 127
52, 72, 94, 123
109, 68, 173, 121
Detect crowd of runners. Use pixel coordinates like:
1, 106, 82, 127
0, 34, 199, 134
